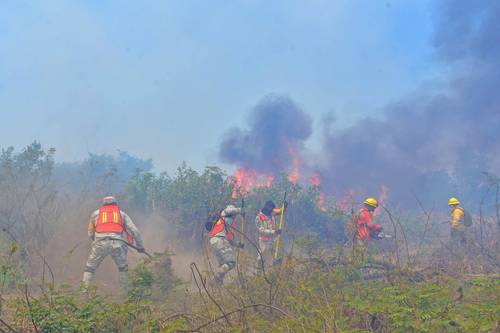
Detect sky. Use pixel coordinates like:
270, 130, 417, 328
0, 0, 435, 172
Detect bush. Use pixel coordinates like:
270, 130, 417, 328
10, 287, 158, 333
127, 249, 181, 302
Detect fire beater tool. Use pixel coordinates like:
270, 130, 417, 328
273, 192, 288, 264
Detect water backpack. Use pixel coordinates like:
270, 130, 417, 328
463, 209, 473, 227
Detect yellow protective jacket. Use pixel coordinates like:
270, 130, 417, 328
451, 206, 465, 230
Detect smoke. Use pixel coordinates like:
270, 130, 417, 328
219, 1, 500, 206
219, 95, 312, 176
316, 0, 500, 204
433, 1, 500, 64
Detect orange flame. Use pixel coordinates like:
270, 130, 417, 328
263, 175, 275, 188
287, 145, 301, 184
231, 168, 274, 198
308, 173, 326, 211
316, 192, 327, 212
309, 173, 321, 187
337, 189, 357, 213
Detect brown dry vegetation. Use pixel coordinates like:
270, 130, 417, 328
0, 143, 498, 332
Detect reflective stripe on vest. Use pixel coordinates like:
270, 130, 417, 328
95, 204, 124, 234
258, 212, 276, 241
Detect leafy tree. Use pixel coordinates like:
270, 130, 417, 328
0, 142, 59, 249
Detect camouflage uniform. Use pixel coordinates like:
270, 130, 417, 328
209, 205, 242, 285
82, 208, 144, 296
255, 212, 278, 269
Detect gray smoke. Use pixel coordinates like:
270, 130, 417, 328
317, 0, 500, 204
219, 95, 312, 175
218, 1, 500, 206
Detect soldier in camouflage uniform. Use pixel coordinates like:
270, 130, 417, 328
82, 196, 145, 299
208, 205, 243, 286
255, 201, 282, 270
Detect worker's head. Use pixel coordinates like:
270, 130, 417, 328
448, 197, 460, 209
262, 200, 276, 216
222, 205, 238, 218
364, 197, 378, 212
103, 196, 117, 205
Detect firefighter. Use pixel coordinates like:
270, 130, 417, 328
209, 205, 244, 286
355, 198, 382, 242
82, 196, 145, 299
255, 201, 282, 270
448, 197, 466, 246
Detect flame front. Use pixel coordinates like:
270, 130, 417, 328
316, 192, 327, 211
337, 190, 357, 212
309, 173, 321, 187
231, 168, 274, 198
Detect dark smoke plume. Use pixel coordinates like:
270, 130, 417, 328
219, 1, 500, 207
317, 0, 500, 204
219, 95, 312, 175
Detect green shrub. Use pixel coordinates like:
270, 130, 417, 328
10, 287, 157, 333
127, 249, 181, 302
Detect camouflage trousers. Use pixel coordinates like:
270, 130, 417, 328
209, 237, 235, 282
256, 238, 274, 270
82, 239, 128, 296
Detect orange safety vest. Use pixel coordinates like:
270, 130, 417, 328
355, 207, 381, 241
258, 212, 276, 241
209, 217, 235, 241
95, 204, 124, 234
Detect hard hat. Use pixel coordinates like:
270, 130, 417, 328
364, 197, 378, 208
448, 197, 460, 205
103, 196, 117, 205
262, 200, 276, 215
221, 205, 237, 218
263, 201, 276, 210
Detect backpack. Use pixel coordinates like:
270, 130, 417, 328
205, 210, 223, 232
205, 216, 217, 232
463, 209, 473, 227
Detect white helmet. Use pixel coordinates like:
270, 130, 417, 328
221, 205, 237, 218
103, 196, 117, 205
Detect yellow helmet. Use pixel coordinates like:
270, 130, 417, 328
448, 197, 460, 205
364, 197, 378, 208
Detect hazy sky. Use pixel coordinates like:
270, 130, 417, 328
0, 0, 434, 172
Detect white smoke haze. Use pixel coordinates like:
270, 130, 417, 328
1, 0, 499, 287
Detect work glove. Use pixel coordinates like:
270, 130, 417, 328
377, 232, 392, 239
237, 242, 245, 249
137, 247, 146, 254
274, 229, 282, 235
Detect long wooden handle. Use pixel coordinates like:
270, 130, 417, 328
240, 198, 245, 244
274, 202, 286, 259
240, 214, 245, 243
